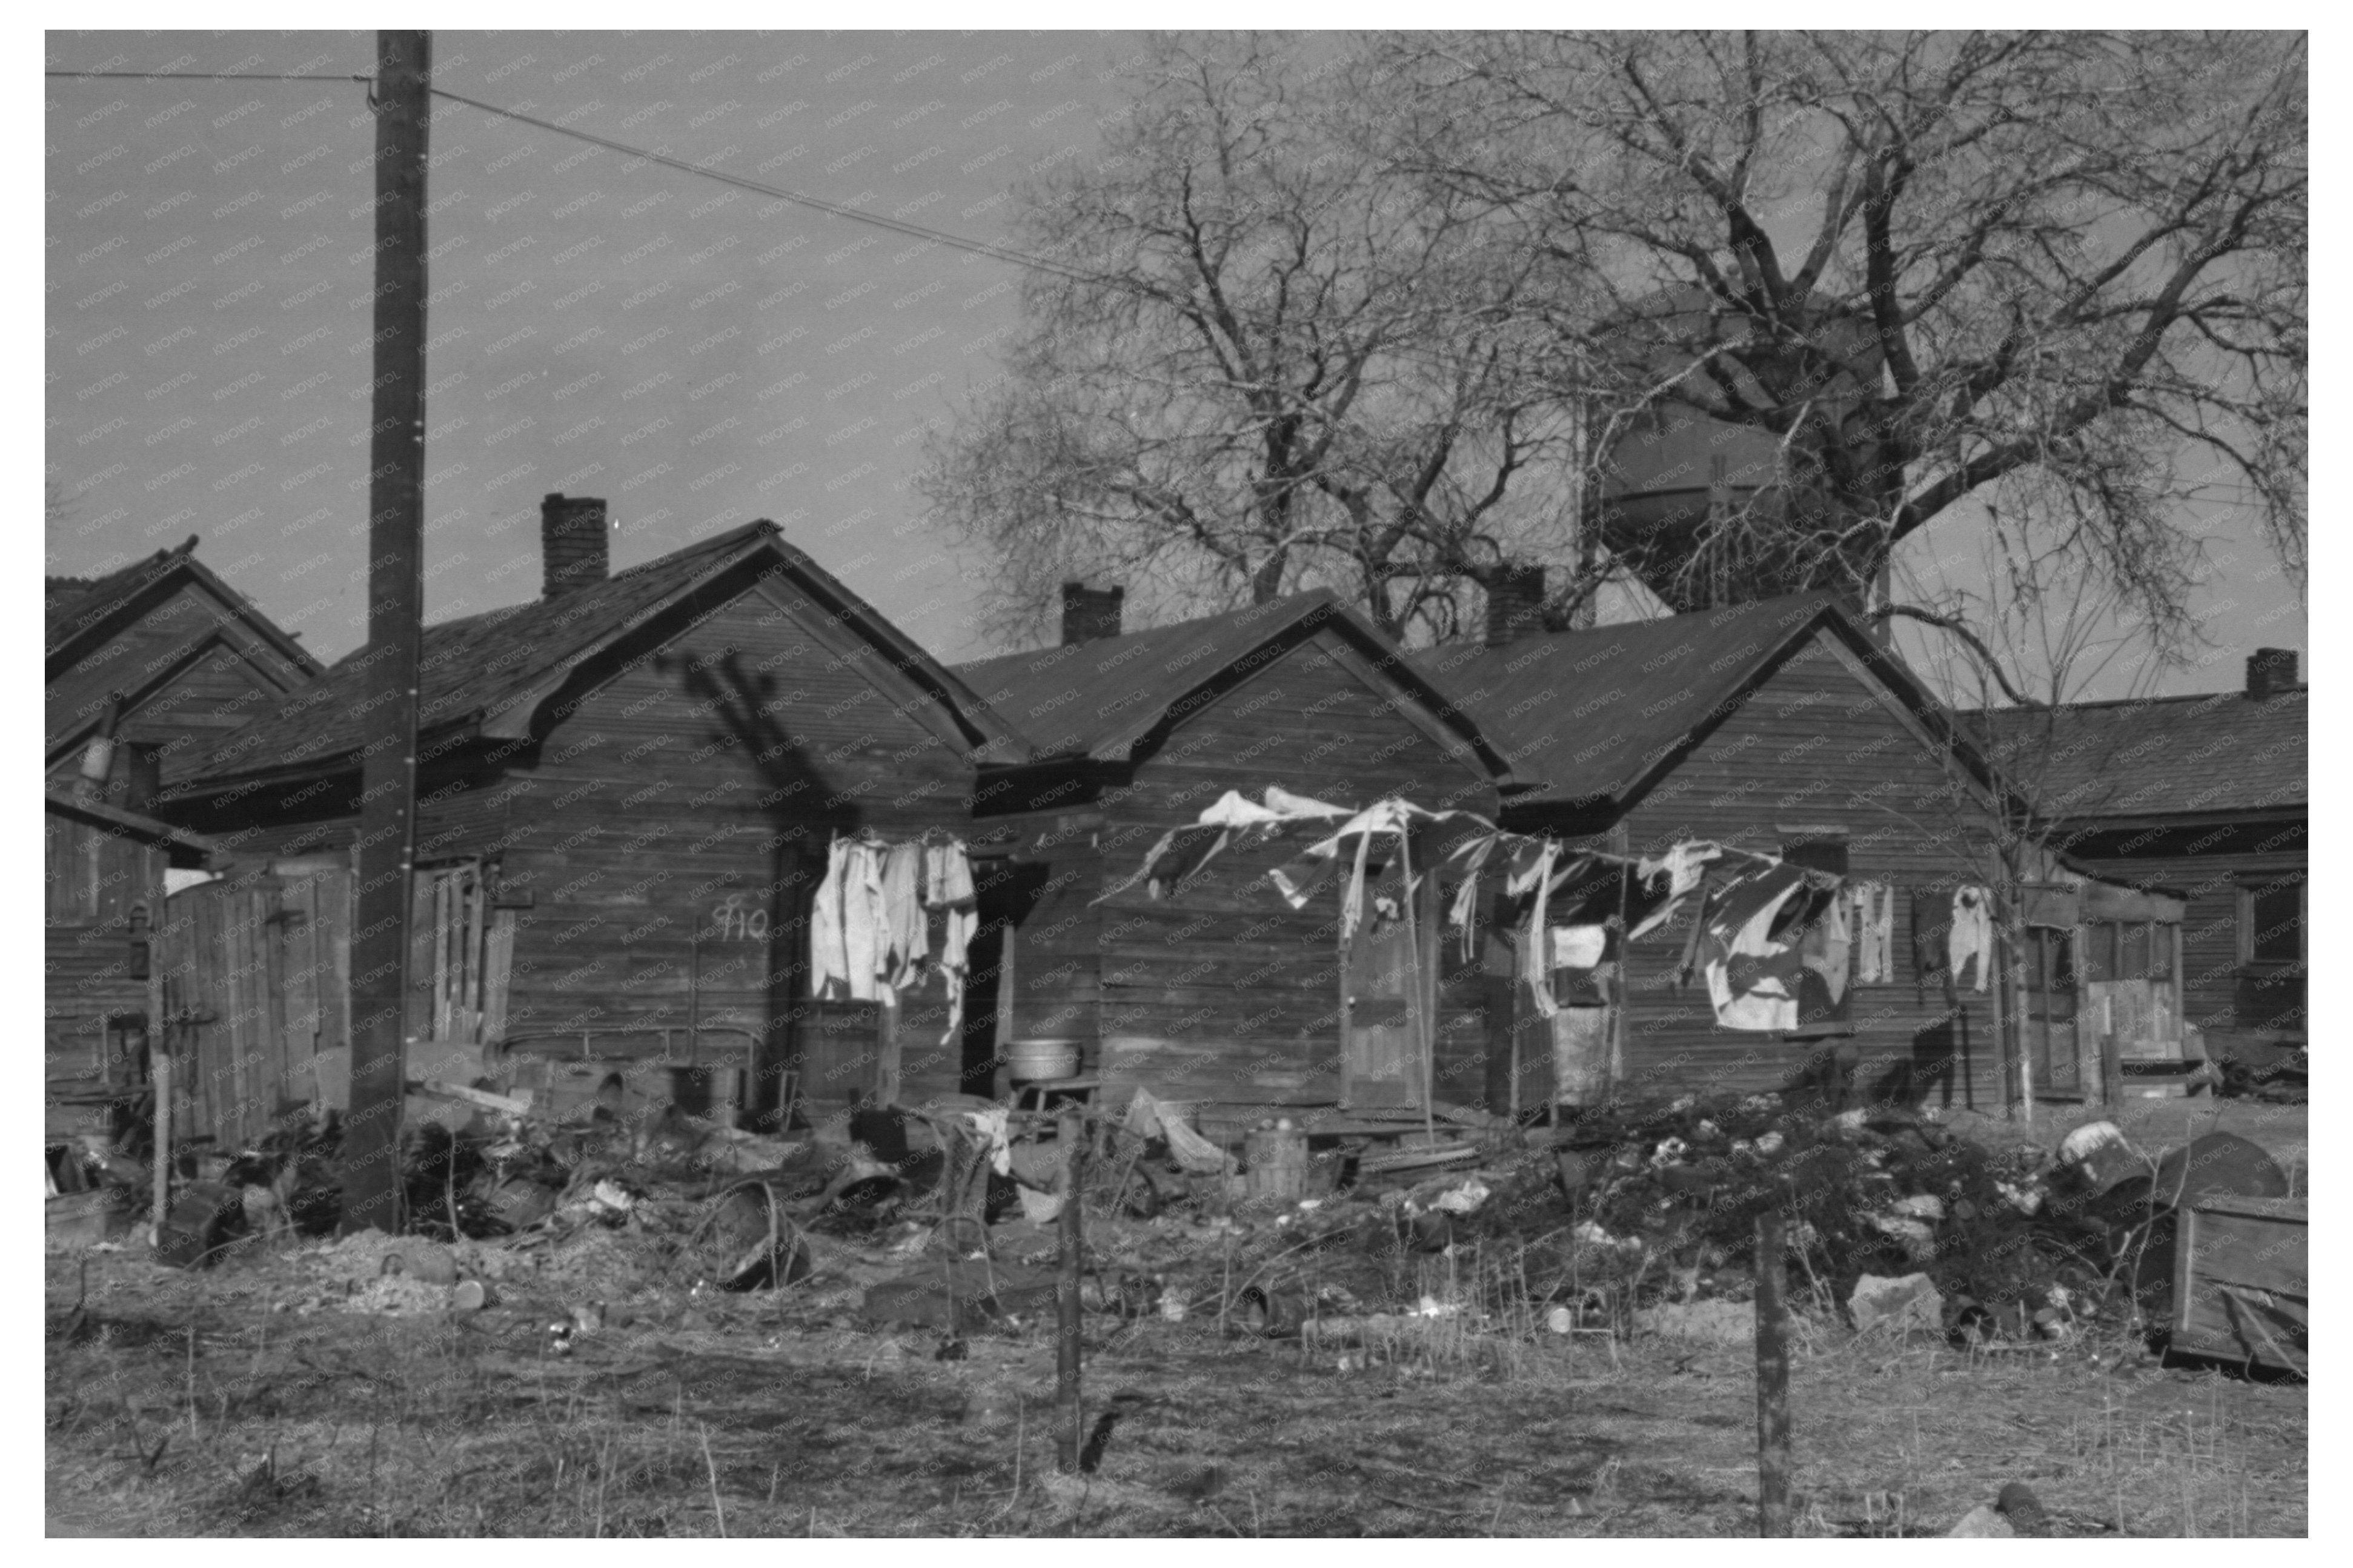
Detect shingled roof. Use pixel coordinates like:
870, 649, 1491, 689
45, 536, 318, 676
165, 521, 1026, 789
1409, 591, 1980, 813
954, 588, 1514, 778
1969, 689, 2307, 823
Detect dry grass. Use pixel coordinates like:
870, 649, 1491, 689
45, 1243, 2303, 1538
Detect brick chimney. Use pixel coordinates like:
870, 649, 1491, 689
1061, 580, 1124, 645
2246, 647, 2300, 699
1484, 565, 1547, 647
541, 493, 610, 601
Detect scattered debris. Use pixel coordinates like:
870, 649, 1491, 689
1945, 1502, 2014, 1538
1848, 1273, 1945, 1336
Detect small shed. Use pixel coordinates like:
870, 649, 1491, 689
952, 585, 1516, 1117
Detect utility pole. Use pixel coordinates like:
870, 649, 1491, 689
342, 30, 430, 1234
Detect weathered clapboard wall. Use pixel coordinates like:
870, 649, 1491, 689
976, 625, 1503, 1108
1450, 628, 2011, 1111
2057, 820, 2305, 1041
44, 806, 166, 1125
162, 554, 994, 1126
48, 574, 316, 785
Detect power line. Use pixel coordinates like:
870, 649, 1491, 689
46, 70, 371, 83
430, 86, 1103, 287
48, 67, 1546, 387
430, 86, 1544, 385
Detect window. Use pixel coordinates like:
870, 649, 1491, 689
2242, 877, 2305, 966
1780, 835, 1850, 878
2084, 920, 2172, 983
415, 860, 490, 1041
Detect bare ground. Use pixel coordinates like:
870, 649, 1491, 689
45, 1243, 2305, 1538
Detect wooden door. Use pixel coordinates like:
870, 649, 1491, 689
1339, 849, 1437, 1111
156, 875, 290, 1151
2022, 925, 2080, 1097
271, 862, 353, 1111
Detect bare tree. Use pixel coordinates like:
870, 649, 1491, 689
1387, 30, 2306, 644
920, 33, 1601, 645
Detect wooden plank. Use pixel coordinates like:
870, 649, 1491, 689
482, 907, 516, 1047
2173, 1198, 2307, 1369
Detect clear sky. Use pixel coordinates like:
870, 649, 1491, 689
44, 28, 2304, 697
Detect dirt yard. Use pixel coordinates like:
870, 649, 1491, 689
44, 1234, 2306, 1538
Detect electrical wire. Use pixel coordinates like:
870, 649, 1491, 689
428, 85, 1560, 388
46, 71, 372, 83
49, 67, 1562, 387
430, 85, 1104, 287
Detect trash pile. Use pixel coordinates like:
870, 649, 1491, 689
1177, 1093, 2294, 1358
87, 1056, 2290, 1368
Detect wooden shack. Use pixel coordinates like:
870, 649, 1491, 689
44, 538, 317, 1130
952, 585, 1516, 1117
154, 498, 1024, 1137
1972, 654, 2306, 1077
47, 536, 322, 796
42, 791, 211, 1138
1418, 588, 2175, 1113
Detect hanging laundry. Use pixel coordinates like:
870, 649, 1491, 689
1269, 844, 1340, 910
1800, 887, 1853, 1012
1911, 886, 1953, 987
1263, 784, 1350, 820
1950, 885, 1993, 992
1694, 863, 1817, 1031
1847, 880, 1894, 983
1638, 840, 1722, 900
924, 840, 979, 1048
1445, 833, 1499, 959
1552, 925, 1608, 969
841, 840, 887, 1001
810, 838, 852, 998
1502, 839, 1554, 899
1339, 825, 1378, 949
880, 842, 928, 988
808, 837, 890, 1001
1519, 841, 1562, 1019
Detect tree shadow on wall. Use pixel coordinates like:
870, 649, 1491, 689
657, 648, 861, 1129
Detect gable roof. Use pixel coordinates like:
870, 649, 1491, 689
164, 522, 1026, 790
954, 588, 1515, 780
1410, 591, 1985, 815
47, 623, 254, 766
46, 535, 320, 679
1968, 689, 2307, 824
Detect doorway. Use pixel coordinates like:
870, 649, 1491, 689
1339, 848, 1438, 1111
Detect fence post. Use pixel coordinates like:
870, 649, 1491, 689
1754, 1208, 1792, 1536
1057, 1106, 1084, 1472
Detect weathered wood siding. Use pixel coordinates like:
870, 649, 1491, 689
50, 580, 307, 768
1475, 630, 2011, 1110
491, 576, 976, 1077
44, 808, 165, 1109
2062, 817, 2306, 1040
156, 566, 987, 1118
983, 627, 1502, 1107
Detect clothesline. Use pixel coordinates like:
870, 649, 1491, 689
1103, 787, 1856, 1034
1101, 789, 2019, 1050
808, 831, 979, 1052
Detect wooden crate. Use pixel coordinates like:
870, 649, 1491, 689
2172, 1195, 2306, 1371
